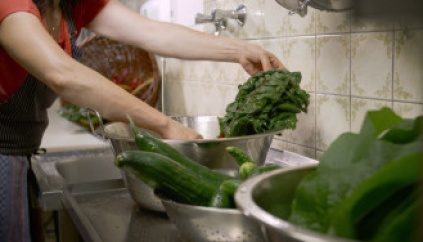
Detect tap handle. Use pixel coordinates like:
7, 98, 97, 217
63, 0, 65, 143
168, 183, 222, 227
195, 13, 214, 24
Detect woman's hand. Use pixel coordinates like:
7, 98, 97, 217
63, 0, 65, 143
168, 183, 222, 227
87, 1, 286, 77
237, 43, 286, 76
159, 119, 203, 140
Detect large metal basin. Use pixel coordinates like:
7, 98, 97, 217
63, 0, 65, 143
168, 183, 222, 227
235, 165, 357, 242
96, 115, 280, 212
98, 116, 280, 169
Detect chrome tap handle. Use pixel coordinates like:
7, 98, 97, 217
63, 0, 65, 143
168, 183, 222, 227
195, 13, 214, 24
195, 4, 247, 26
214, 4, 247, 26
288, 0, 311, 16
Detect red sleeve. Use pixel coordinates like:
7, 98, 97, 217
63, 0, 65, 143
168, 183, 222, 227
0, 0, 40, 24
72, 0, 110, 35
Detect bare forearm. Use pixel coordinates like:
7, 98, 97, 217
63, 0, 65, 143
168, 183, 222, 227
0, 12, 178, 138
88, 1, 242, 61
88, 0, 285, 76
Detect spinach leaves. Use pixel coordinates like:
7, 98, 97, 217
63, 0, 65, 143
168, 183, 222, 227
218, 69, 310, 137
288, 107, 423, 242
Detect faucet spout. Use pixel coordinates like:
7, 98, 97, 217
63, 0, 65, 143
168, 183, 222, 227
195, 13, 214, 24
194, 4, 247, 35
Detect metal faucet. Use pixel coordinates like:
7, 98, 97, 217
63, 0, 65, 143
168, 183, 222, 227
195, 4, 247, 36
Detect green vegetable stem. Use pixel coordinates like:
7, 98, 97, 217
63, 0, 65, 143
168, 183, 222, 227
226, 146, 281, 180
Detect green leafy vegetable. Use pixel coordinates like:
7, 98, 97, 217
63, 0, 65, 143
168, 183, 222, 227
218, 69, 310, 137
58, 104, 107, 127
288, 107, 423, 241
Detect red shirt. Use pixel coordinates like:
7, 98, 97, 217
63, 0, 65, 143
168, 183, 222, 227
0, 0, 109, 102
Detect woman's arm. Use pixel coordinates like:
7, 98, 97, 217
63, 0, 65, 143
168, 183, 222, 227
0, 12, 201, 139
87, 0, 285, 76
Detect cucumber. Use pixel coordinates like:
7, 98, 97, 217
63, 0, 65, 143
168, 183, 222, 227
127, 115, 231, 184
115, 150, 221, 206
208, 179, 242, 208
226, 146, 282, 179
226, 146, 252, 166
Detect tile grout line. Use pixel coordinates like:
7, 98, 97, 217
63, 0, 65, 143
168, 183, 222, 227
391, 29, 396, 109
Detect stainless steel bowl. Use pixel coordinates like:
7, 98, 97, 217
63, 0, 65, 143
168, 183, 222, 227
161, 199, 265, 242
101, 116, 279, 169
95, 115, 279, 212
235, 164, 357, 242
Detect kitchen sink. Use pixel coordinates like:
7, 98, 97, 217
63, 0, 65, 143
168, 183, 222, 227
54, 154, 121, 184
31, 147, 121, 210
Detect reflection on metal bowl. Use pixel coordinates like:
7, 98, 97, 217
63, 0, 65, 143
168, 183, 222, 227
235, 164, 358, 242
161, 199, 265, 242
100, 116, 279, 169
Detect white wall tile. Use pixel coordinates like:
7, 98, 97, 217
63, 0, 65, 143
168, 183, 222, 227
316, 94, 350, 150
351, 32, 393, 99
393, 102, 423, 119
163, 80, 238, 116
351, 98, 392, 133
280, 37, 316, 92
316, 35, 350, 95
277, 94, 316, 148
394, 29, 423, 103
351, 15, 394, 32
316, 10, 351, 34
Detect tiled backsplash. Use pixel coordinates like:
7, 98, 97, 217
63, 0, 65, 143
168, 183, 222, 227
162, 0, 423, 159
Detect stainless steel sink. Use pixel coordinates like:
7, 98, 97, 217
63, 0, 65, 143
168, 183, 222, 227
54, 155, 121, 184
31, 147, 121, 211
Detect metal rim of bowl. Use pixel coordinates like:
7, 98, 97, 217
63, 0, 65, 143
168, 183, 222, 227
99, 115, 282, 144
234, 164, 357, 242
161, 198, 243, 214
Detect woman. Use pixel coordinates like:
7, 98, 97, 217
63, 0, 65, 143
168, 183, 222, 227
0, 0, 285, 241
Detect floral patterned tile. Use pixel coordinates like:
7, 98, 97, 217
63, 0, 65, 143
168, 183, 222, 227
394, 16, 423, 30
351, 15, 394, 32
316, 35, 350, 95
278, 36, 316, 92
275, 6, 316, 37
351, 32, 393, 99
316, 10, 351, 34
277, 94, 316, 148
316, 94, 350, 150
394, 29, 423, 103
393, 102, 423, 119
271, 139, 317, 160
163, 80, 238, 116
351, 98, 392, 133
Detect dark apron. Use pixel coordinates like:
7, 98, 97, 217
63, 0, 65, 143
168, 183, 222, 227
0, 1, 82, 156
0, 1, 82, 241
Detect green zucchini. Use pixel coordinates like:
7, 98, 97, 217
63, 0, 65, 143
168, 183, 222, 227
226, 146, 282, 179
208, 179, 242, 208
226, 146, 252, 166
115, 150, 221, 206
127, 115, 231, 184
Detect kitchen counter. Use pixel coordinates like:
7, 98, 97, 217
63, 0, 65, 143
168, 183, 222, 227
41, 100, 110, 152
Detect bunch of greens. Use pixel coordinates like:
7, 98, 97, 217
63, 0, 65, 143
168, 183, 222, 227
288, 107, 423, 242
218, 69, 309, 137
58, 104, 106, 127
